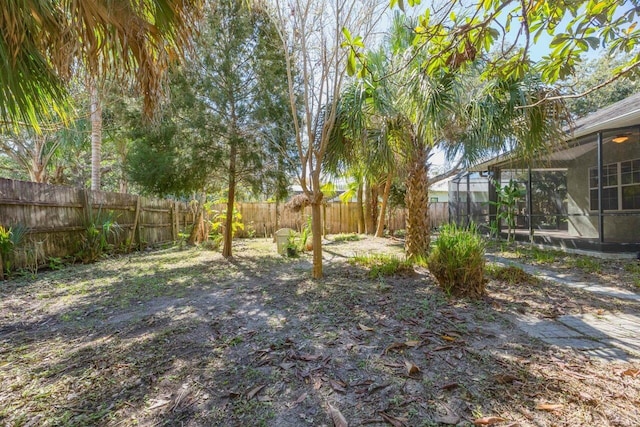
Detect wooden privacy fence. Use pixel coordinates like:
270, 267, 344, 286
216, 201, 449, 237
0, 178, 194, 269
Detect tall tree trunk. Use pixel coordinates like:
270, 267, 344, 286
30, 134, 47, 183
223, 141, 238, 258
364, 179, 376, 235
356, 182, 365, 234
405, 144, 431, 259
375, 173, 393, 237
310, 170, 324, 279
90, 82, 102, 191
311, 195, 323, 279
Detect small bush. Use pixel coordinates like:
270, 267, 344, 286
333, 233, 362, 242
486, 264, 539, 285
427, 223, 485, 298
350, 253, 414, 278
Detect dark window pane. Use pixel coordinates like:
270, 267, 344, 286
589, 168, 598, 188
622, 185, 640, 210
590, 189, 598, 211
602, 187, 618, 210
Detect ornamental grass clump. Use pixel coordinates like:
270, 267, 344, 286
427, 223, 485, 298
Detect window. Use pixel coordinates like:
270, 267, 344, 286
589, 158, 640, 211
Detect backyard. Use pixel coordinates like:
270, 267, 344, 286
0, 236, 639, 426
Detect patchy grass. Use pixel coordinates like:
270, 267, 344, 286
349, 253, 414, 278
486, 264, 541, 285
488, 243, 640, 293
332, 233, 363, 242
0, 238, 638, 426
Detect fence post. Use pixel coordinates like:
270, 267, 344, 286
170, 202, 176, 241
129, 196, 141, 252
81, 188, 91, 224
174, 200, 180, 240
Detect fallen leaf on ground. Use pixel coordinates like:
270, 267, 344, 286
298, 353, 321, 361
330, 379, 347, 393
440, 382, 458, 391
434, 413, 459, 425
246, 385, 266, 400
279, 362, 295, 370
384, 342, 407, 354
536, 403, 562, 411
405, 340, 421, 347
329, 404, 348, 427
441, 335, 457, 342
313, 377, 323, 390
621, 368, 639, 377
148, 399, 170, 410
493, 374, 518, 384
473, 416, 506, 425
359, 323, 375, 331
404, 360, 420, 376
379, 411, 406, 426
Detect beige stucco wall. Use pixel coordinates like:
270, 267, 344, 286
566, 139, 640, 242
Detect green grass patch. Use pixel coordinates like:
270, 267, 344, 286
332, 233, 363, 242
349, 253, 414, 278
571, 256, 602, 274
486, 264, 540, 285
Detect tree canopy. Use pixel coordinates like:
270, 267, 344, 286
0, 0, 202, 130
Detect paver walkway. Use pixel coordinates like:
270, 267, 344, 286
488, 254, 640, 363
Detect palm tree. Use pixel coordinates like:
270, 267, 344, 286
0, 0, 202, 130
333, 13, 569, 259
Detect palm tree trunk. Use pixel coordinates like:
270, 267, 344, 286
356, 183, 365, 234
405, 145, 431, 258
90, 82, 102, 191
375, 173, 393, 237
364, 179, 375, 235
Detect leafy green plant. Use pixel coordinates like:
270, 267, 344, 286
349, 253, 414, 278
79, 207, 123, 263
208, 202, 244, 239
299, 216, 312, 252
285, 231, 299, 257
0, 224, 28, 278
47, 257, 65, 270
427, 223, 486, 298
490, 180, 525, 242
486, 264, 540, 285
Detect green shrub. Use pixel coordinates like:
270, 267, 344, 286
427, 223, 485, 298
350, 253, 414, 278
486, 264, 539, 285
78, 208, 122, 263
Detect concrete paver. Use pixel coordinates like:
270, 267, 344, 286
490, 254, 640, 363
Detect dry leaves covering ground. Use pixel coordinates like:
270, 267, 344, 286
0, 237, 638, 426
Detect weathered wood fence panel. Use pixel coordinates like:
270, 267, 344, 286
0, 178, 194, 269
221, 201, 449, 237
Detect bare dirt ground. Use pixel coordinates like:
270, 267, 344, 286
0, 237, 639, 426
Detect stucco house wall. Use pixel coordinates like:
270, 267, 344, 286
567, 139, 640, 242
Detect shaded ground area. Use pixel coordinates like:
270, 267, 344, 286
1, 237, 639, 426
